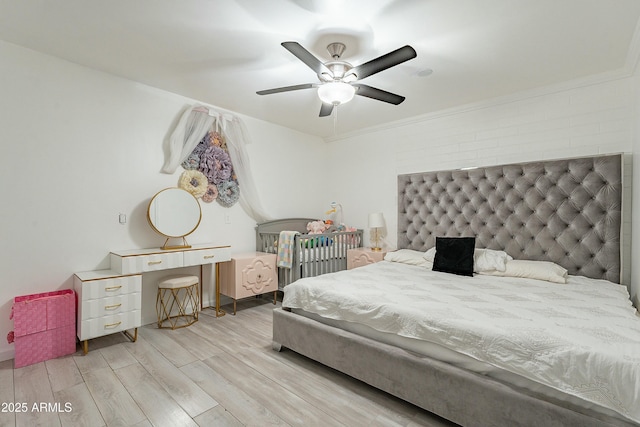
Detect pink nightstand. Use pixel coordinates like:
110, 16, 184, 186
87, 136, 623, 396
347, 247, 388, 270
219, 252, 277, 314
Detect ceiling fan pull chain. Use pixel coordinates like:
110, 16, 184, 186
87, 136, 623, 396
333, 104, 338, 136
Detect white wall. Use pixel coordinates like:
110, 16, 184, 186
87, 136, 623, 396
2, 37, 639, 362
327, 75, 637, 303
0, 40, 327, 361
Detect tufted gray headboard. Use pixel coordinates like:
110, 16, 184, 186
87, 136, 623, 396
398, 154, 622, 283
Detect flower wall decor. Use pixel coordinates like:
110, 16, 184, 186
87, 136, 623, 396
179, 130, 239, 207
202, 184, 219, 203
217, 180, 240, 207
178, 169, 208, 198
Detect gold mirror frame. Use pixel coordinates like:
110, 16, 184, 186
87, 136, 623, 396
147, 188, 202, 250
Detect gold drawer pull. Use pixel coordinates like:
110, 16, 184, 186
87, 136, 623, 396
104, 321, 122, 329
148, 260, 163, 265
105, 303, 122, 310
105, 285, 122, 292
204, 255, 215, 259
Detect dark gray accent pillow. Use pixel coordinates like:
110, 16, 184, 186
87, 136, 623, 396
433, 237, 475, 276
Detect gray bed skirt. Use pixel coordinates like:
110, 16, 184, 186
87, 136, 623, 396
272, 308, 636, 427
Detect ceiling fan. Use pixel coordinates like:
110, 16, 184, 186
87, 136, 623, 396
256, 41, 417, 117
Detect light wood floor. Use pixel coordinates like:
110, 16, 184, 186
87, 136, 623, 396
0, 299, 458, 427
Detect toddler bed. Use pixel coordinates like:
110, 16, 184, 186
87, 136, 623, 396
255, 218, 363, 289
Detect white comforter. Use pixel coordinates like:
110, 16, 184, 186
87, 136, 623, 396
282, 261, 640, 424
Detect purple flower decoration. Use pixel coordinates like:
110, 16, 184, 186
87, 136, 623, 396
192, 137, 209, 156
202, 132, 212, 146
199, 145, 233, 185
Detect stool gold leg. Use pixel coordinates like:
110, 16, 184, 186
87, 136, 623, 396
273, 291, 277, 305
157, 284, 200, 329
82, 340, 88, 355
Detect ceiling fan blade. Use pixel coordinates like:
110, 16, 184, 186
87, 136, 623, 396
256, 83, 317, 95
319, 102, 334, 117
282, 41, 332, 76
353, 84, 406, 105
348, 45, 417, 81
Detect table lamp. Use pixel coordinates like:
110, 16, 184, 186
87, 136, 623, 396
368, 212, 385, 252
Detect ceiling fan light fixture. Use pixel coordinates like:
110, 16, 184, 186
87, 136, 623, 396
318, 81, 355, 105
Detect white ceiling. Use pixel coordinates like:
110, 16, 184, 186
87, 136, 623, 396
1, 0, 640, 139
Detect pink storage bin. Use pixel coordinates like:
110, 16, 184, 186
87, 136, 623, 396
8, 289, 76, 368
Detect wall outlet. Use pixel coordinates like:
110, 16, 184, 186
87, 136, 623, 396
119, 213, 127, 224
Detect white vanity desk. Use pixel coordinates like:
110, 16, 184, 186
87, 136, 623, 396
74, 243, 231, 354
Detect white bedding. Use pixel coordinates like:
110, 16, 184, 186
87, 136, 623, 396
282, 261, 640, 424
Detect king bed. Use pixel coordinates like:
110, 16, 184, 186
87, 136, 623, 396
273, 154, 640, 426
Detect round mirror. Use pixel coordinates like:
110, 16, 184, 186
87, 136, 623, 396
147, 188, 202, 247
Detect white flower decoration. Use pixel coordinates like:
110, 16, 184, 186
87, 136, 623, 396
178, 170, 208, 198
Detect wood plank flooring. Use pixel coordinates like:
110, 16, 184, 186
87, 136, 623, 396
0, 299, 458, 427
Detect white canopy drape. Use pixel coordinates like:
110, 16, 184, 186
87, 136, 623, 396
161, 106, 215, 174
162, 105, 271, 223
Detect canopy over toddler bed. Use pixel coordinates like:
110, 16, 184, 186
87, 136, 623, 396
273, 154, 640, 426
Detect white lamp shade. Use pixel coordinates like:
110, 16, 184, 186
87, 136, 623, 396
317, 82, 356, 105
368, 212, 385, 228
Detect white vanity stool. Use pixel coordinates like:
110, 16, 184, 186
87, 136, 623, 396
156, 275, 200, 329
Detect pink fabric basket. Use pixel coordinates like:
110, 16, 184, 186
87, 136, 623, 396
8, 289, 76, 368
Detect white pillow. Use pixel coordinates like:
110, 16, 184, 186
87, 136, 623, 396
423, 247, 436, 262
385, 249, 433, 267
479, 260, 568, 284
423, 247, 511, 273
474, 248, 511, 273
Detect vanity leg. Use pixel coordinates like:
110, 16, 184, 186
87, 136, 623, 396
123, 328, 138, 343
199, 265, 204, 311
215, 263, 226, 317
273, 291, 277, 305
82, 340, 88, 355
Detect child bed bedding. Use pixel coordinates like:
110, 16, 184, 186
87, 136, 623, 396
281, 259, 640, 425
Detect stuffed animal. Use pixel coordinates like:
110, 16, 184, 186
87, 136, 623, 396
335, 224, 356, 233
307, 220, 330, 235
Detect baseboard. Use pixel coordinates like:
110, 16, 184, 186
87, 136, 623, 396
0, 348, 15, 363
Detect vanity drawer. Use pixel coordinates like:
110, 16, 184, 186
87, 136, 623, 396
80, 293, 142, 320
78, 311, 141, 341
111, 251, 183, 274
75, 274, 142, 300
183, 246, 231, 267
